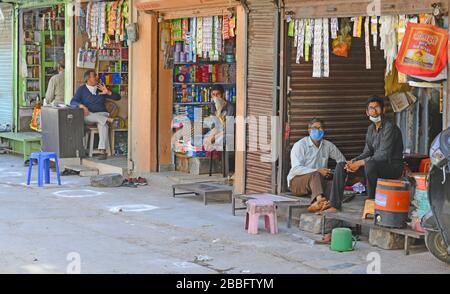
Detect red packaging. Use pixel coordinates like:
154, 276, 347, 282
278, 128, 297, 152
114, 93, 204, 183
396, 23, 448, 78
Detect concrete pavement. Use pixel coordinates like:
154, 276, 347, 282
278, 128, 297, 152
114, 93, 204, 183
0, 154, 449, 274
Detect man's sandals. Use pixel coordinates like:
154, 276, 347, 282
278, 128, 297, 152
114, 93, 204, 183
307, 199, 331, 213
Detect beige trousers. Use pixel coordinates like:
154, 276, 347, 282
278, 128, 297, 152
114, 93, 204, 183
85, 112, 109, 150
290, 172, 332, 203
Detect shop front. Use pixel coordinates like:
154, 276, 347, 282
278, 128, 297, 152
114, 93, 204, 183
277, 0, 449, 229
70, 0, 131, 171
131, 0, 247, 187
0, 0, 68, 161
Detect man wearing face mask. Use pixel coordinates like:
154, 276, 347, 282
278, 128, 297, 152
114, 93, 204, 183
204, 85, 235, 150
70, 69, 121, 160
288, 118, 346, 213
323, 96, 404, 213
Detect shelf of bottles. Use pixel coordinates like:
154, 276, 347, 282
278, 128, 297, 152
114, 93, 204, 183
173, 42, 237, 123
23, 44, 42, 106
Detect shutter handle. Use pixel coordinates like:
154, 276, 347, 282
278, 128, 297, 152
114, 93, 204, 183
287, 76, 292, 95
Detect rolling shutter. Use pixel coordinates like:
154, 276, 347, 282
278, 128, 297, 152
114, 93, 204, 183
0, 4, 13, 127
245, 0, 278, 193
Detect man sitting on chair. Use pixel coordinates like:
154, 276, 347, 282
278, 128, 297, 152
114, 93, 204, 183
288, 118, 346, 213
70, 69, 121, 160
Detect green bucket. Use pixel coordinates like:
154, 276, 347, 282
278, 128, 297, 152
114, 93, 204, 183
330, 228, 357, 252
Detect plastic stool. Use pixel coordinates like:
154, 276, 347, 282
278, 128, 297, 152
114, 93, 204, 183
27, 152, 61, 187
362, 199, 375, 219
245, 199, 278, 235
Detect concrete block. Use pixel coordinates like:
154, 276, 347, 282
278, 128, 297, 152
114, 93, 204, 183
189, 157, 221, 175
90, 173, 123, 187
369, 227, 405, 250
175, 154, 189, 173
299, 213, 341, 234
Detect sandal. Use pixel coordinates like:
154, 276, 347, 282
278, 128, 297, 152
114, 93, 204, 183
135, 177, 148, 186
319, 200, 332, 212
315, 233, 332, 245
307, 198, 325, 213
307, 202, 322, 213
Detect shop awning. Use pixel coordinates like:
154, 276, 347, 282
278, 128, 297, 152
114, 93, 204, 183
283, 0, 449, 18
135, 0, 241, 19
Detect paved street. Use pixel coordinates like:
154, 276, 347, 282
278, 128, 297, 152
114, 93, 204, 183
0, 154, 449, 274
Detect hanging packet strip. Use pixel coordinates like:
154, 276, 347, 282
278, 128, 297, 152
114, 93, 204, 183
371, 16, 378, 47
202, 17, 213, 59
229, 16, 236, 38
192, 17, 197, 63
197, 17, 203, 56
293, 20, 299, 47
122, 0, 129, 42
86, 1, 92, 40
380, 15, 398, 76
365, 17, 371, 69
296, 19, 305, 64
312, 19, 323, 78
182, 18, 189, 41
353, 16, 363, 38
305, 19, 314, 62
396, 23, 448, 78
288, 19, 295, 38
304, 19, 310, 62
223, 15, 230, 40
323, 18, 330, 77
115, 0, 123, 42
90, 2, 99, 47
331, 18, 339, 39
214, 16, 222, 61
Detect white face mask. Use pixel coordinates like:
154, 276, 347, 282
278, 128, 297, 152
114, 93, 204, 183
213, 96, 226, 114
369, 115, 382, 123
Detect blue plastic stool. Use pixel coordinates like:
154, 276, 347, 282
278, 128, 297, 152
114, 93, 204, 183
27, 152, 62, 187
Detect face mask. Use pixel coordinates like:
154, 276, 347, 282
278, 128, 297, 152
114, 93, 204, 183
310, 129, 325, 141
369, 115, 382, 123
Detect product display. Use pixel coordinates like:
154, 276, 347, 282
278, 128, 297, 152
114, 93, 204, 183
86, 0, 129, 49
170, 15, 237, 161
19, 6, 65, 108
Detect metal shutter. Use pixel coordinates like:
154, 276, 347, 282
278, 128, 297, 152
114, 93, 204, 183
245, 0, 278, 193
0, 4, 13, 127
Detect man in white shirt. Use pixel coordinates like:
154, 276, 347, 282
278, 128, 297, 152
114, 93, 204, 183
45, 62, 65, 105
288, 118, 346, 212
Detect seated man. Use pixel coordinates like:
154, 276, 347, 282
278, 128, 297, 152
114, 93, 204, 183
204, 85, 236, 173
288, 118, 346, 212
45, 62, 65, 105
70, 69, 121, 160
204, 85, 235, 148
325, 96, 404, 213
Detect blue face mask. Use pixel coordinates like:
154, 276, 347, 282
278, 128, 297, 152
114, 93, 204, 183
310, 129, 325, 141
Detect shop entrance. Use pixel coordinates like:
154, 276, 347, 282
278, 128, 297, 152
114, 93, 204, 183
72, 0, 130, 175
282, 15, 446, 192
17, 4, 66, 132
158, 14, 238, 180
